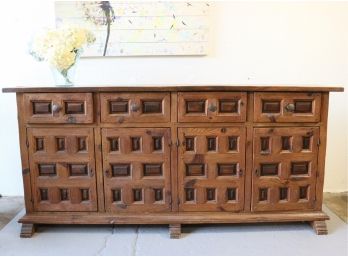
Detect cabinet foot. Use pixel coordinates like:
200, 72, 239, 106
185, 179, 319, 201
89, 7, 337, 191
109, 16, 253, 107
310, 220, 328, 235
20, 223, 35, 238
169, 224, 181, 239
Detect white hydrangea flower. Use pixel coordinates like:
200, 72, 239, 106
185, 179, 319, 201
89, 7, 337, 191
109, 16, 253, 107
29, 26, 96, 72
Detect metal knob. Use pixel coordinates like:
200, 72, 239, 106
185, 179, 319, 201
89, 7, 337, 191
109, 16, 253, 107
130, 103, 140, 112
208, 104, 217, 112
285, 103, 295, 112
52, 103, 61, 113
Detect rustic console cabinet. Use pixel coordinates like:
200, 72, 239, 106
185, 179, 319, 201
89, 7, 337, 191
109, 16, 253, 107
3, 85, 343, 238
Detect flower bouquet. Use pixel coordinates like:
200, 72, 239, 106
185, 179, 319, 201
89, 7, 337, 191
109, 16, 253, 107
30, 26, 95, 86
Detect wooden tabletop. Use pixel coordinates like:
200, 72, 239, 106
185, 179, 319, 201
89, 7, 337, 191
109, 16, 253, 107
2, 85, 344, 93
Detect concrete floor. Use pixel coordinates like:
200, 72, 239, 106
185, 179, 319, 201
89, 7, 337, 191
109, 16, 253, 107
0, 196, 23, 230
0, 197, 347, 255
324, 192, 348, 223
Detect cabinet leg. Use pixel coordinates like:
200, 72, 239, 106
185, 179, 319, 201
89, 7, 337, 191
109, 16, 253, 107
20, 223, 35, 238
310, 220, 328, 235
169, 224, 181, 239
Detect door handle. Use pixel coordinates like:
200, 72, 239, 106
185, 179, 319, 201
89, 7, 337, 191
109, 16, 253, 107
130, 103, 140, 112
208, 104, 217, 112
285, 103, 295, 112
52, 103, 61, 114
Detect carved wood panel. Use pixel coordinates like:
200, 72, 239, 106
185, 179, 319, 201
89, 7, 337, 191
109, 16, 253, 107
178, 92, 247, 122
24, 93, 93, 124
100, 93, 170, 123
178, 127, 246, 211
254, 93, 321, 122
102, 128, 171, 212
252, 127, 319, 211
27, 128, 97, 211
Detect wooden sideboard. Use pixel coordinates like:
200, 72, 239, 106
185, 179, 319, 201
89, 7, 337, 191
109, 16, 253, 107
3, 85, 344, 238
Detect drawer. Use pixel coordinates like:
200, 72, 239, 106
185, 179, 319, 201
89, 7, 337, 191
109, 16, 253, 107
100, 93, 170, 123
254, 93, 321, 122
24, 93, 93, 124
178, 92, 247, 122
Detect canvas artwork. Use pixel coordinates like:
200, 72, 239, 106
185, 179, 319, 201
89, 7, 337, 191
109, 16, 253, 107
55, 1, 210, 57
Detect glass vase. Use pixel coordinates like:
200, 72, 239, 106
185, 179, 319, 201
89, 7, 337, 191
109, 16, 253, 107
50, 63, 78, 86
50, 51, 80, 86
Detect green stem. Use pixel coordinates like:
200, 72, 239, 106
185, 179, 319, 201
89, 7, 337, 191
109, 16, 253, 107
59, 51, 79, 85
103, 17, 111, 56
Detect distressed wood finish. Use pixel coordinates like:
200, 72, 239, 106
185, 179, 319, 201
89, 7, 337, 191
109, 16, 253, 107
2, 85, 344, 93
100, 92, 170, 123
19, 210, 329, 224
178, 127, 246, 212
315, 93, 330, 211
101, 128, 171, 213
254, 92, 321, 123
252, 127, 319, 212
310, 220, 328, 235
27, 128, 97, 212
178, 92, 247, 123
3, 85, 343, 238
20, 223, 35, 238
23, 93, 93, 124
16, 94, 34, 212
169, 224, 181, 239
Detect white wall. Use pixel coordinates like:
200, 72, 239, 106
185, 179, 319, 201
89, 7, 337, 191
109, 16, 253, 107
0, 1, 347, 195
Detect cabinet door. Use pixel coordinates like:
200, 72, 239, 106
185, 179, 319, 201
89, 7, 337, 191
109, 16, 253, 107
24, 93, 93, 124
102, 128, 171, 212
178, 127, 246, 212
178, 92, 247, 122
252, 127, 319, 212
254, 93, 321, 123
100, 93, 170, 123
27, 128, 97, 212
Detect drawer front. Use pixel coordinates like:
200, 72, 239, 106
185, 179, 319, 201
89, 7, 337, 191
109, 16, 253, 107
178, 92, 247, 122
27, 128, 97, 212
178, 127, 246, 212
254, 93, 321, 122
24, 93, 93, 124
100, 93, 170, 123
102, 128, 171, 213
252, 127, 319, 212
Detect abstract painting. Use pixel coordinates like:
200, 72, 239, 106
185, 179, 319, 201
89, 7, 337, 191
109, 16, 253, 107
55, 1, 211, 56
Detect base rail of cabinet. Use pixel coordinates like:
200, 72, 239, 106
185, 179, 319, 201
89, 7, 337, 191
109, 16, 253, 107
19, 211, 329, 238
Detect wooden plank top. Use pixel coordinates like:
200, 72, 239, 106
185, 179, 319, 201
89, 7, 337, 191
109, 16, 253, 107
2, 85, 344, 93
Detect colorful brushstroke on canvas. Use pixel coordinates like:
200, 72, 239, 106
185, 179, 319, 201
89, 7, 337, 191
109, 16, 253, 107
55, 1, 210, 56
